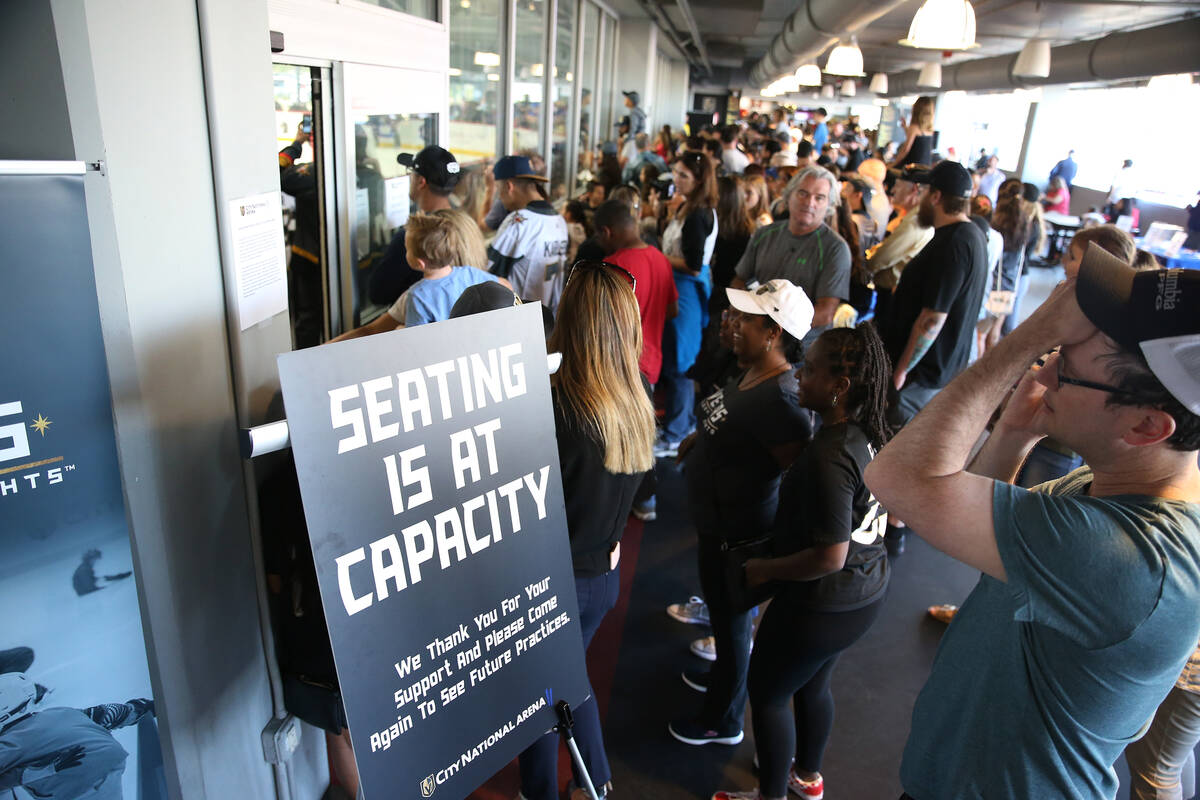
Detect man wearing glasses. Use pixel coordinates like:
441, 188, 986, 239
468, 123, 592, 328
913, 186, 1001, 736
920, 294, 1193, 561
866, 245, 1200, 800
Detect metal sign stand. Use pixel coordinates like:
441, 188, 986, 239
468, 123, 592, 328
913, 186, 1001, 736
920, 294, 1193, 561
555, 700, 600, 800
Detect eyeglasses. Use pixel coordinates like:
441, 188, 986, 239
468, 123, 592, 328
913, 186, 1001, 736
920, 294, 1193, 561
567, 260, 637, 293
1043, 352, 1141, 400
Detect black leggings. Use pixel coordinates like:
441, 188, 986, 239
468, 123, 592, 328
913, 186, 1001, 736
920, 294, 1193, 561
748, 593, 885, 798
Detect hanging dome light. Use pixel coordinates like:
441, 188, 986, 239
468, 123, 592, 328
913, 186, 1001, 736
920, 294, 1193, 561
824, 38, 865, 77
841, 79, 856, 96
917, 62, 942, 89
820, 83, 836, 99
1013, 38, 1050, 78
900, 0, 979, 51
1146, 73, 1193, 91
869, 73, 889, 94
795, 64, 823, 86
780, 73, 802, 94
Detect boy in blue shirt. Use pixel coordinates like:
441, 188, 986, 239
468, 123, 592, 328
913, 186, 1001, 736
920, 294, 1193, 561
867, 246, 1200, 800
399, 211, 500, 327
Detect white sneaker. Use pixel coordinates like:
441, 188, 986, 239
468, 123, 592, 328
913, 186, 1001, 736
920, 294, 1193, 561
691, 635, 716, 661
667, 596, 710, 625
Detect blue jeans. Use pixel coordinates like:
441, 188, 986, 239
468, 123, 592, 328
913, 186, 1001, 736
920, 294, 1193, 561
1017, 442, 1082, 488
659, 357, 695, 443
518, 567, 620, 799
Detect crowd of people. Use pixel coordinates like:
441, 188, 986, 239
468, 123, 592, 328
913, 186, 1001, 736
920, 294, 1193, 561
275, 101, 1200, 800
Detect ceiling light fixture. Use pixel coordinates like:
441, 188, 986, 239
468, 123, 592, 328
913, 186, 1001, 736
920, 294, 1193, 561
869, 73, 888, 94
474, 51, 501, 67
1147, 73, 1194, 91
900, 0, 978, 51
821, 84, 835, 99
824, 37, 865, 77
917, 62, 942, 89
1013, 38, 1050, 78
841, 79, 856, 96
795, 64, 822, 86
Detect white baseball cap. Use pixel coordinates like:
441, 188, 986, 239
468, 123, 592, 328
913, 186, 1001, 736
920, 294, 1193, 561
726, 279, 814, 342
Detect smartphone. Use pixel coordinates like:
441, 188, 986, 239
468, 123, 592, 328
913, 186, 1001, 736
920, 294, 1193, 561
300, 115, 312, 134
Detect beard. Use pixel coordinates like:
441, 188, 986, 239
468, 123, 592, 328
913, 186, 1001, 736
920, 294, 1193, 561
916, 196, 935, 228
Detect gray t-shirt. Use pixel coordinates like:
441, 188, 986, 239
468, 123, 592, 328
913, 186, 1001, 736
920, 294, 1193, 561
734, 221, 851, 348
734, 222, 851, 296
902, 467, 1200, 800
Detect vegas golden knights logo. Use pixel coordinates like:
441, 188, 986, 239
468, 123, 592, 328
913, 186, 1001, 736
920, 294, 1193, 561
421, 774, 436, 797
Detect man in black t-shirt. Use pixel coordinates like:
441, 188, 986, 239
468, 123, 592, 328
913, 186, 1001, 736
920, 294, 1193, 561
881, 160, 987, 425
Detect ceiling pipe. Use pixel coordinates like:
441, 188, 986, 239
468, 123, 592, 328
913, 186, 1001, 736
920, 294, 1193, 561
885, 16, 1200, 96
747, 0, 912, 88
672, 0, 715, 77
634, 0, 703, 75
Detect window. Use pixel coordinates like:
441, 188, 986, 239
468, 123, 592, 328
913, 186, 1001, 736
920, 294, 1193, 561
350, 0, 438, 22
512, 0, 548, 158
549, 0, 576, 201
449, 0, 504, 168
1048, 82, 1200, 208
936, 91, 1032, 172
575, 2, 600, 192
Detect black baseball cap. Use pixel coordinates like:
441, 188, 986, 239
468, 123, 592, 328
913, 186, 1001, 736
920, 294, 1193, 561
397, 146, 461, 190
909, 160, 972, 198
449, 282, 521, 319
898, 164, 930, 184
1077, 242, 1200, 414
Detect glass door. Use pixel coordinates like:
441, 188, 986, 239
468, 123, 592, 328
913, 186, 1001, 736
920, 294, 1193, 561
274, 62, 336, 349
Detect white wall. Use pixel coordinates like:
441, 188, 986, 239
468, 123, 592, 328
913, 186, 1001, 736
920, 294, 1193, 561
613, 18, 656, 132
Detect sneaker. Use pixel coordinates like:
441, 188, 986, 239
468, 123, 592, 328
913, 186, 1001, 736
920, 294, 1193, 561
653, 437, 680, 458
711, 791, 761, 800
631, 496, 657, 522
668, 718, 743, 746
667, 596, 710, 625
788, 769, 823, 799
691, 635, 716, 661
681, 669, 709, 693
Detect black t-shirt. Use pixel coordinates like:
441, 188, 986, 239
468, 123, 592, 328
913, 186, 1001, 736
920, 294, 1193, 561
553, 388, 646, 577
368, 225, 421, 307
772, 422, 889, 611
684, 371, 814, 541
882, 220, 987, 389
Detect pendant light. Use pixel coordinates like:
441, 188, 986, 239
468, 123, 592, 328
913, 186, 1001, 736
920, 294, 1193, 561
824, 37, 865, 77
840, 80, 856, 97
869, 73, 889, 94
820, 83, 836, 99
795, 64, 823, 86
917, 62, 942, 89
900, 0, 978, 51
1013, 38, 1051, 78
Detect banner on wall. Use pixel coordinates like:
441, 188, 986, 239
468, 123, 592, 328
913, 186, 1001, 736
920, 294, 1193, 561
0, 166, 166, 799
277, 304, 589, 800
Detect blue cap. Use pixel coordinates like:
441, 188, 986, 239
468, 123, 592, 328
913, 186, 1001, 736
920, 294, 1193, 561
493, 155, 547, 182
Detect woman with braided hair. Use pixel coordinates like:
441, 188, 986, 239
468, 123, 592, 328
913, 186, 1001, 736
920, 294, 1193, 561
712, 322, 894, 800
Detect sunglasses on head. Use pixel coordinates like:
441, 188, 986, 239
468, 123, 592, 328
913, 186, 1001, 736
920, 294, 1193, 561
567, 260, 637, 293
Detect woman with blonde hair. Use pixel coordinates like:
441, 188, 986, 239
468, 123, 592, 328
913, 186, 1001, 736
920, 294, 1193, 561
518, 261, 655, 800
742, 173, 774, 228
889, 96, 936, 167
453, 167, 490, 233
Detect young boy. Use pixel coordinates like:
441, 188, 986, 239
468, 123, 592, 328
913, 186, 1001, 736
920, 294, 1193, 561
400, 211, 500, 326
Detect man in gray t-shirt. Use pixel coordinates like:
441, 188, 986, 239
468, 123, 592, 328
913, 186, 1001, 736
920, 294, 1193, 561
733, 166, 850, 350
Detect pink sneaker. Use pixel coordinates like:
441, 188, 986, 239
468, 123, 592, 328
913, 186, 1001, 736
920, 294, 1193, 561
788, 769, 823, 799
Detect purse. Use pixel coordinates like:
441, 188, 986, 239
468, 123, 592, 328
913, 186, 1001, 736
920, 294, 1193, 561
986, 243, 1025, 316
721, 535, 778, 613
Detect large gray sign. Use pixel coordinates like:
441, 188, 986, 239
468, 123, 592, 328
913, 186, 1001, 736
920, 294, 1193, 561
277, 303, 589, 799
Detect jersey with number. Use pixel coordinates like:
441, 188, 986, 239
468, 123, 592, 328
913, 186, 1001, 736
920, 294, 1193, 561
772, 420, 889, 611
486, 201, 569, 310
